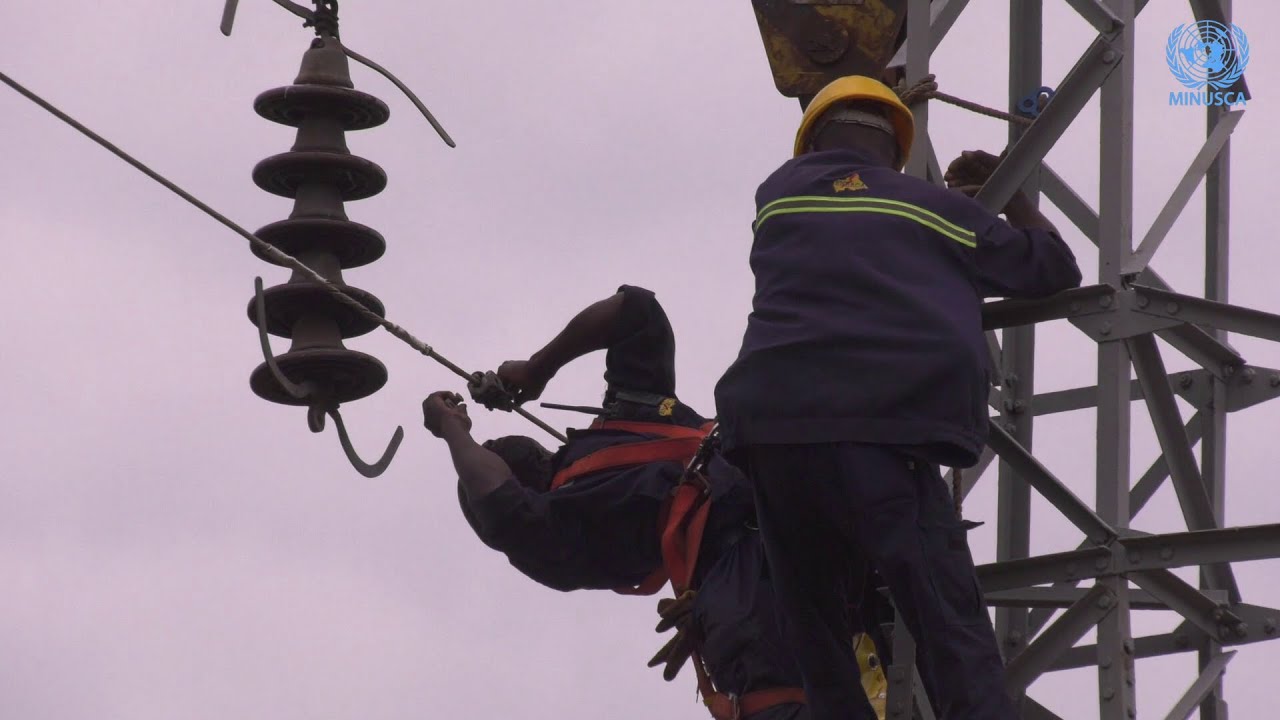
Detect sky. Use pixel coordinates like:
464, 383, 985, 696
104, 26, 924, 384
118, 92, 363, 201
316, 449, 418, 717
2, 2, 1278, 718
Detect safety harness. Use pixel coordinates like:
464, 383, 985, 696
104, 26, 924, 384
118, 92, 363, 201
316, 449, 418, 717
550, 417, 807, 720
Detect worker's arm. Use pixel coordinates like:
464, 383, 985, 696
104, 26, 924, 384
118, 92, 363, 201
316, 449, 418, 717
425, 392, 582, 589
496, 291, 628, 404
423, 391, 512, 504
945, 150, 1083, 299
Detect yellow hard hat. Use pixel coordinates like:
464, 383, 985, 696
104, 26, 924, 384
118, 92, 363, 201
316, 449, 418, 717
794, 75, 915, 168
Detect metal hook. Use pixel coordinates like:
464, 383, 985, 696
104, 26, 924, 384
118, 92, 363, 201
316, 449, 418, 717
325, 405, 404, 478
221, 0, 316, 36
342, 46, 457, 148
218, 0, 456, 148
254, 276, 316, 401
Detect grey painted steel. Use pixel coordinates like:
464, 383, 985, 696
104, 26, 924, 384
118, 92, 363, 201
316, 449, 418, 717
1133, 286, 1280, 343
1159, 321, 1245, 378
889, 0, 972, 68
1095, 2, 1137, 714
1189, 0, 1250, 98
1127, 333, 1239, 599
974, 34, 1120, 214
1165, 651, 1237, 720
1122, 524, 1280, 572
892, 1, 1277, 715
1040, 165, 1245, 373
1123, 110, 1243, 275
1064, 0, 1124, 32
1201, 72, 1234, 718
903, 0, 931, 180
996, 3, 1040, 683
986, 585, 1228, 610
978, 546, 1113, 592
982, 284, 1114, 329
1005, 585, 1117, 693
1023, 698, 1067, 720
1129, 568, 1239, 640
986, 424, 1116, 545
1041, 164, 1099, 242
885, 610, 920, 720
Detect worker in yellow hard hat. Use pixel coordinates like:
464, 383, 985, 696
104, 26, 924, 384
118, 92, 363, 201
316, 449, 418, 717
715, 74, 1083, 720
793, 74, 915, 167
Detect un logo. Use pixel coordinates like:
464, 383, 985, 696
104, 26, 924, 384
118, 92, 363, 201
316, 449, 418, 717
1166, 21, 1250, 90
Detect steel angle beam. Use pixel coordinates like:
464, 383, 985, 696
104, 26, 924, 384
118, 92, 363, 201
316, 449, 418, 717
1005, 585, 1117, 693
974, 35, 1122, 214
889, 0, 970, 67
1162, 651, 1237, 720
986, 424, 1117, 545
986, 585, 1226, 610
1127, 334, 1239, 599
1064, 0, 1124, 33
1132, 286, 1280, 344
1123, 111, 1244, 276
982, 285, 1115, 330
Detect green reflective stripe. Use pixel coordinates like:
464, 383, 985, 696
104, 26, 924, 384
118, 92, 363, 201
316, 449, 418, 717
754, 205, 977, 248
754, 194, 976, 247
756, 195, 974, 240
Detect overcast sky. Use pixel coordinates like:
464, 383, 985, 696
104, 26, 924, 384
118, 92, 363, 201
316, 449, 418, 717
2, 2, 1278, 718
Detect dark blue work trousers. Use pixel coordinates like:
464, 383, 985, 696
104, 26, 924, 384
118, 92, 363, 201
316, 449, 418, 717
744, 443, 1018, 720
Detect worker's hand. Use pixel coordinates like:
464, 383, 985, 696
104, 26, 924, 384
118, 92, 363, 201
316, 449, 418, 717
647, 591, 698, 681
496, 359, 552, 405
422, 391, 472, 438
944, 149, 1030, 215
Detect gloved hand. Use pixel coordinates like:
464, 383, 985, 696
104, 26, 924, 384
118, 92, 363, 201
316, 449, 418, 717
647, 590, 698, 681
467, 371, 517, 411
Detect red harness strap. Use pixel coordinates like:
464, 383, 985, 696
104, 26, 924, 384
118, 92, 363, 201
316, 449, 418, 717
549, 420, 717, 492
552, 419, 807, 716
704, 688, 809, 720
549, 420, 716, 596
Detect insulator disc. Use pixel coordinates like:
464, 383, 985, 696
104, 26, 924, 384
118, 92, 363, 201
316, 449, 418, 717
250, 347, 388, 406
252, 218, 386, 269
254, 85, 390, 130
253, 151, 387, 201
249, 282, 386, 339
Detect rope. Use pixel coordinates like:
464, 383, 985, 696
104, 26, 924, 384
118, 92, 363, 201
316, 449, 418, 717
894, 74, 1034, 127
0, 69, 567, 444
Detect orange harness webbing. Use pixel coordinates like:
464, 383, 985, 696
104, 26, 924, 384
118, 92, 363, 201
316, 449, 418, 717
549, 420, 716, 596
553, 419, 806, 718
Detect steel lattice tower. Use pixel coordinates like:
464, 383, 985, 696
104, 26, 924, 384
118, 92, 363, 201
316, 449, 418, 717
859, 1, 1280, 718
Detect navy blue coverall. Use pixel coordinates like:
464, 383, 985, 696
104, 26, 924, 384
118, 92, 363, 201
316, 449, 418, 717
458, 286, 813, 719
714, 149, 1083, 720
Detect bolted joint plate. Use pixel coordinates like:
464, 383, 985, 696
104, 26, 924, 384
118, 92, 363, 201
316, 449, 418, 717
1068, 288, 1182, 342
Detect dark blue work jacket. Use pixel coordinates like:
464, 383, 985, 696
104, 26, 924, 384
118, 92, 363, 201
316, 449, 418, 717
715, 149, 1082, 467
460, 431, 806, 708
461, 429, 752, 592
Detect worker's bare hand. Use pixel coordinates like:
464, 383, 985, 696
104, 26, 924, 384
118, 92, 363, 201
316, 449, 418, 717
945, 149, 1030, 214
422, 391, 472, 438
497, 360, 551, 405
944, 149, 1002, 192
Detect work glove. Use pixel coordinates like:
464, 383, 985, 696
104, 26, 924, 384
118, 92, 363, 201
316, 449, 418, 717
647, 590, 698, 681
467, 371, 517, 412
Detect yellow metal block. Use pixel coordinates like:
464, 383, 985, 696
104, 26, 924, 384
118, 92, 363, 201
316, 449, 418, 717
752, 0, 907, 100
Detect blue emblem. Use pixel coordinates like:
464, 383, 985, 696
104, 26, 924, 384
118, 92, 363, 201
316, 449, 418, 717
1166, 21, 1250, 90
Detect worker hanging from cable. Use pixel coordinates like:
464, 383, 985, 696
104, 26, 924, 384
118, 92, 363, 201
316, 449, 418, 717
422, 286, 891, 720
713, 76, 1083, 720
